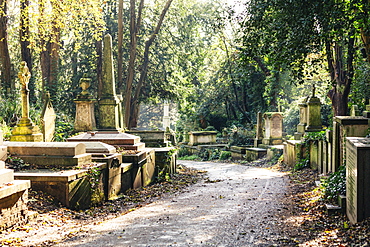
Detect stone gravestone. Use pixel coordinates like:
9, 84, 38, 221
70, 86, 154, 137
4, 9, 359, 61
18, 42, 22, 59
254, 112, 263, 147
262, 112, 283, 145
74, 75, 96, 132
10, 62, 43, 142
346, 137, 370, 223
41, 92, 56, 141
305, 85, 322, 132
350, 105, 360, 117
294, 97, 308, 140
98, 34, 121, 131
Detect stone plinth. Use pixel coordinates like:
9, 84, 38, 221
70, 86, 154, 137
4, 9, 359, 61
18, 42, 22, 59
262, 112, 283, 145
74, 100, 96, 132
10, 118, 43, 142
5, 142, 92, 167
188, 131, 217, 146
346, 137, 370, 223
332, 116, 369, 171
67, 131, 145, 151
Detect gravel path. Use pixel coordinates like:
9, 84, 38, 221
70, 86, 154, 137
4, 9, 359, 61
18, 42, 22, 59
56, 161, 289, 247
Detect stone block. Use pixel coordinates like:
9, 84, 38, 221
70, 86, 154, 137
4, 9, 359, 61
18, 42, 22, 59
284, 140, 302, 166
142, 149, 155, 187
244, 148, 267, 161
121, 163, 133, 192
84, 142, 117, 154
346, 137, 370, 223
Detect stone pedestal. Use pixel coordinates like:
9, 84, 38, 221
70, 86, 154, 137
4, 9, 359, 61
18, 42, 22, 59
188, 131, 217, 146
262, 112, 283, 145
75, 100, 96, 131
346, 137, 370, 223
294, 97, 308, 140
10, 118, 43, 142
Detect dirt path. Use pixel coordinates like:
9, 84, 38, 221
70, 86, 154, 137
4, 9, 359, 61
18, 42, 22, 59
54, 160, 289, 247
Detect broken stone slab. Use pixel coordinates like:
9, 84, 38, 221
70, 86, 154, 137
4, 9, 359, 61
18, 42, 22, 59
5, 142, 91, 167
67, 131, 145, 151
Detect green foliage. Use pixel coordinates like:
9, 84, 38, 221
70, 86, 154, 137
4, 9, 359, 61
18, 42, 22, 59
219, 151, 231, 160
322, 166, 346, 202
5, 156, 32, 171
178, 154, 199, 160
0, 93, 21, 127
294, 131, 326, 171
54, 114, 74, 142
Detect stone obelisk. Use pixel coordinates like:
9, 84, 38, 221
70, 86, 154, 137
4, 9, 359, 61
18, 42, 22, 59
98, 34, 120, 131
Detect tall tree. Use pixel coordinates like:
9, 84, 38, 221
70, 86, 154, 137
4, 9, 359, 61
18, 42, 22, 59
0, 0, 12, 92
124, 0, 173, 129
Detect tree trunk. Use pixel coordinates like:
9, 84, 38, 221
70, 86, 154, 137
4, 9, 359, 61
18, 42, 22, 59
326, 34, 354, 116
117, 0, 124, 92
124, 0, 144, 128
20, 0, 35, 103
129, 0, 174, 129
0, 0, 13, 92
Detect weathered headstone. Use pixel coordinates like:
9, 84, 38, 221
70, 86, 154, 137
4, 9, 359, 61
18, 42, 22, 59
305, 85, 322, 132
74, 75, 96, 132
294, 97, 308, 140
346, 137, 370, 223
98, 34, 120, 130
363, 99, 370, 118
262, 112, 283, 145
41, 92, 56, 141
10, 62, 43, 142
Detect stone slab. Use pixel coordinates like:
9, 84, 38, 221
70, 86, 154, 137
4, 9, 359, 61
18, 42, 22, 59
68, 131, 141, 145
0, 169, 14, 184
6, 142, 86, 156
0, 180, 30, 200
83, 142, 117, 154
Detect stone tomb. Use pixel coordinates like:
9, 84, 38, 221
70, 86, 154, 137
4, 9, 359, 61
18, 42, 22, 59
6, 142, 107, 209
188, 131, 217, 146
67, 132, 156, 190
346, 137, 370, 223
0, 132, 31, 230
127, 130, 169, 147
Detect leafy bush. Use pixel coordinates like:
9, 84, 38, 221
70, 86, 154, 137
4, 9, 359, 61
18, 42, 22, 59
322, 166, 346, 202
294, 131, 326, 170
54, 114, 74, 142
178, 154, 199, 160
219, 151, 231, 160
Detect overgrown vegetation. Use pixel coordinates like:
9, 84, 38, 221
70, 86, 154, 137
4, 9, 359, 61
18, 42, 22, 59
322, 165, 346, 202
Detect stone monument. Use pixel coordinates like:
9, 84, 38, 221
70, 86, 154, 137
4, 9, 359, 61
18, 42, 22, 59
262, 112, 283, 145
74, 75, 97, 132
41, 92, 56, 142
346, 137, 370, 223
305, 85, 322, 132
363, 99, 370, 118
10, 62, 43, 142
98, 34, 121, 131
